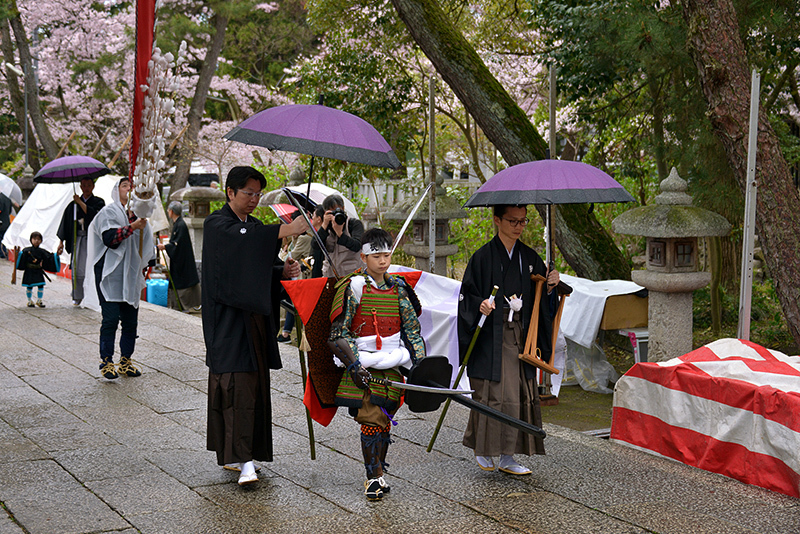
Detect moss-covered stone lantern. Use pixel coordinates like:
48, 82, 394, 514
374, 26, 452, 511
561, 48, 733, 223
384, 171, 467, 273
612, 168, 730, 361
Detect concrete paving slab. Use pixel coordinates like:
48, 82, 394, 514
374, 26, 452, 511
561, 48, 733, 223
124, 505, 247, 534
19, 420, 118, 452
51, 444, 161, 482
605, 501, 761, 534
464, 491, 651, 533
0, 420, 48, 463
86, 471, 208, 517
0, 514, 26, 534
123, 371, 208, 413
104, 421, 205, 452
0, 260, 798, 534
0, 363, 27, 389
0, 459, 130, 534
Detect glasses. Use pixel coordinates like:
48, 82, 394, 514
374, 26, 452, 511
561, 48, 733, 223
502, 217, 529, 227
237, 190, 263, 199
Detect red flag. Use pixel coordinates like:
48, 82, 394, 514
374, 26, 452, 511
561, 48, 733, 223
303, 374, 337, 426
129, 0, 156, 179
281, 277, 329, 326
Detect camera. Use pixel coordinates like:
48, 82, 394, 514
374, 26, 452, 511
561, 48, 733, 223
333, 208, 347, 226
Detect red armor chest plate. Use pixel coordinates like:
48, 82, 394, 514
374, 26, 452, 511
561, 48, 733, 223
351, 283, 402, 339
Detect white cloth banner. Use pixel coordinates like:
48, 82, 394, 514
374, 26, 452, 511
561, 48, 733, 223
389, 265, 468, 391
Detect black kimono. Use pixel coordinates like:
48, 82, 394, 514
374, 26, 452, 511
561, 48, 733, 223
16, 246, 59, 287
164, 215, 199, 290
56, 194, 105, 254
0, 193, 12, 241
458, 235, 553, 457
202, 203, 287, 465
458, 235, 555, 381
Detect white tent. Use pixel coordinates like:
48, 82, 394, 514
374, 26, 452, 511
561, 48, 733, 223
2, 175, 168, 263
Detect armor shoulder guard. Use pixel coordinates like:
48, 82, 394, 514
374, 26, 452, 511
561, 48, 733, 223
391, 274, 422, 317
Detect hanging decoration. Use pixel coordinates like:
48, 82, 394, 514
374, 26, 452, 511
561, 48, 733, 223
130, 40, 186, 217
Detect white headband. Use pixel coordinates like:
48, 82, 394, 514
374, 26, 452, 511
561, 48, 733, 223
362, 242, 392, 255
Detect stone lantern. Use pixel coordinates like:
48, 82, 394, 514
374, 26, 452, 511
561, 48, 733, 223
169, 185, 226, 262
612, 168, 730, 362
384, 171, 467, 273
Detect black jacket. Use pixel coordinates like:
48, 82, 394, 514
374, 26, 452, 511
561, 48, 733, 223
164, 216, 199, 289
56, 195, 106, 253
457, 235, 554, 381
201, 204, 286, 374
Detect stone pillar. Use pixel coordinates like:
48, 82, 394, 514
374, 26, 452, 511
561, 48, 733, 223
632, 271, 711, 361
403, 243, 459, 272
383, 174, 467, 274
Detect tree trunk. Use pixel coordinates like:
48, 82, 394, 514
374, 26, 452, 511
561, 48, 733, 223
682, 0, 800, 347
390, 0, 630, 280
170, 13, 228, 191
8, 3, 58, 161
0, 18, 39, 170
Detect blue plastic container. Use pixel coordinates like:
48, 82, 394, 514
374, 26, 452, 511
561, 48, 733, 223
146, 278, 169, 307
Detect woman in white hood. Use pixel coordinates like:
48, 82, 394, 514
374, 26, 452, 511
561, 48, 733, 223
84, 177, 155, 379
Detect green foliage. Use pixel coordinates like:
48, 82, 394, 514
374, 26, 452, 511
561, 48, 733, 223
288, 1, 419, 187
771, 114, 800, 170
693, 280, 798, 354
222, 0, 318, 88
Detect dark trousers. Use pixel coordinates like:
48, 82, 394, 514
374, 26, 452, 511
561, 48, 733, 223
100, 300, 138, 338
99, 300, 138, 364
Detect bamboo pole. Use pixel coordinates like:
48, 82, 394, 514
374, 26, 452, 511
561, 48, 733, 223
427, 285, 498, 452
297, 321, 316, 460
90, 128, 111, 158
56, 131, 78, 158
109, 133, 132, 168
167, 124, 190, 155
11, 246, 19, 284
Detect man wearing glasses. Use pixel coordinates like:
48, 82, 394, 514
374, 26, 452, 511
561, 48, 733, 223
202, 166, 307, 486
457, 205, 560, 476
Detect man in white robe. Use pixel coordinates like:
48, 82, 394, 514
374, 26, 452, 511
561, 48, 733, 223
84, 177, 155, 379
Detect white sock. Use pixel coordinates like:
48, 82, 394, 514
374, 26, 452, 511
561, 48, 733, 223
240, 461, 256, 477
499, 454, 515, 467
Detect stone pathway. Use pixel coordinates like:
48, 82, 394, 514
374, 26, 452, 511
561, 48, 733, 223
0, 259, 797, 533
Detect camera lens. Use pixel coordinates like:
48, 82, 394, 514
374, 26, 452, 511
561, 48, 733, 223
334, 210, 347, 225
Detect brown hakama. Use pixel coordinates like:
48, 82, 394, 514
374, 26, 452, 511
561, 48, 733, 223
463, 315, 545, 456
169, 283, 201, 310
206, 315, 274, 465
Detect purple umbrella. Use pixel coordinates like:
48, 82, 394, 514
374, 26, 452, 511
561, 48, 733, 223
464, 160, 634, 264
224, 104, 400, 169
33, 155, 111, 184
464, 160, 634, 207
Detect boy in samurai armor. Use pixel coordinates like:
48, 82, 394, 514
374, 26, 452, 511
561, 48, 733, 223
16, 231, 60, 307
328, 228, 426, 501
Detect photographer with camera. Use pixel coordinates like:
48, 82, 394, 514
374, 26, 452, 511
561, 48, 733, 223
316, 193, 365, 278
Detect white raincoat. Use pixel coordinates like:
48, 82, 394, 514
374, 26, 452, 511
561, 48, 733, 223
82, 179, 155, 311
